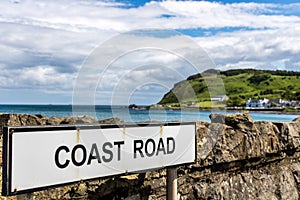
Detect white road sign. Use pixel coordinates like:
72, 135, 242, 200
2, 122, 196, 196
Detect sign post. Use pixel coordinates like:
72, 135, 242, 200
167, 167, 178, 200
17, 194, 33, 200
2, 122, 196, 197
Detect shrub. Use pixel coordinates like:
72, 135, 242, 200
248, 73, 270, 84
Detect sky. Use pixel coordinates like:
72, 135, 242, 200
0, 0, 300, 105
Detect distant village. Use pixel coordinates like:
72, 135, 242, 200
150, 95, 300, 111
245, 98, 300, 110
213, 95, 300, 111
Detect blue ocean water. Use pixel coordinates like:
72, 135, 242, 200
0, 104, 298, 122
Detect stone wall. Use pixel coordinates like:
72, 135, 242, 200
0, 113, 299, 199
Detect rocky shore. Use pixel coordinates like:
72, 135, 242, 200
0, 113, 299, 199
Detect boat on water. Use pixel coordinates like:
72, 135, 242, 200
128, 104, 150, 110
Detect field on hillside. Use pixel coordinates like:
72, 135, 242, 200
158, 69, 300, 107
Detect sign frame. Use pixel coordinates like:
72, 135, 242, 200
2, 122, 196, 196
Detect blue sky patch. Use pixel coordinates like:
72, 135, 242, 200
0, 0, 299, 104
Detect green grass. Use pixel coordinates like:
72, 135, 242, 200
158, 69, 300, 106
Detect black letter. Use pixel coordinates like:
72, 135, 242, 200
134, 140, 144, 158
71, 144, 87, 167
87, 143, 101, 165
102, 142, 113, 162
145, 139, 155, 157
114, 141, 125, 161
55, 145, 70, 169
156, 138, 166, 156
167, 137, 175, 154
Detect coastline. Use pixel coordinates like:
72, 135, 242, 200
149, 105, 300, 115
0, 104, 298, 123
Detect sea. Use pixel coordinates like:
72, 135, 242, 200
0, 104, 298, 123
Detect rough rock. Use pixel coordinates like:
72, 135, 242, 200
0, 114, 47, 134
191, 158, 299, 200
274, 122, 300, 151
0, 113, 300, 200
98, 118, 123, 124
293, 116, 300, 123
46, 116, 65, 125
81, 113, 300, 200
60, 115, 98, 124
210, 112, 254, 130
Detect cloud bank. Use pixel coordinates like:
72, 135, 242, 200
0, 0, 299, 104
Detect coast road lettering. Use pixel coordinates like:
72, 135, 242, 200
54, 137, 175, 169
2, 123, 195, 195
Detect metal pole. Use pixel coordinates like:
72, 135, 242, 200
167, 167, 178, 200
17, 193, 33, 200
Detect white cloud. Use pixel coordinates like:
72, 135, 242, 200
195, 27, 300, 71
19, 65, 73, 86
0, 0, 300, 104
0, 65, 75, 91
2, 1, 299, 32
157, 1, 300, 29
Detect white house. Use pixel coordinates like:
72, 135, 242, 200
246, 98, 270, 108
211, 95, 229, 102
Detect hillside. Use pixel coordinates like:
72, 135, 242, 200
158, 69, 300, 107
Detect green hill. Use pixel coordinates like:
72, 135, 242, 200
158, 69, 300, 107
